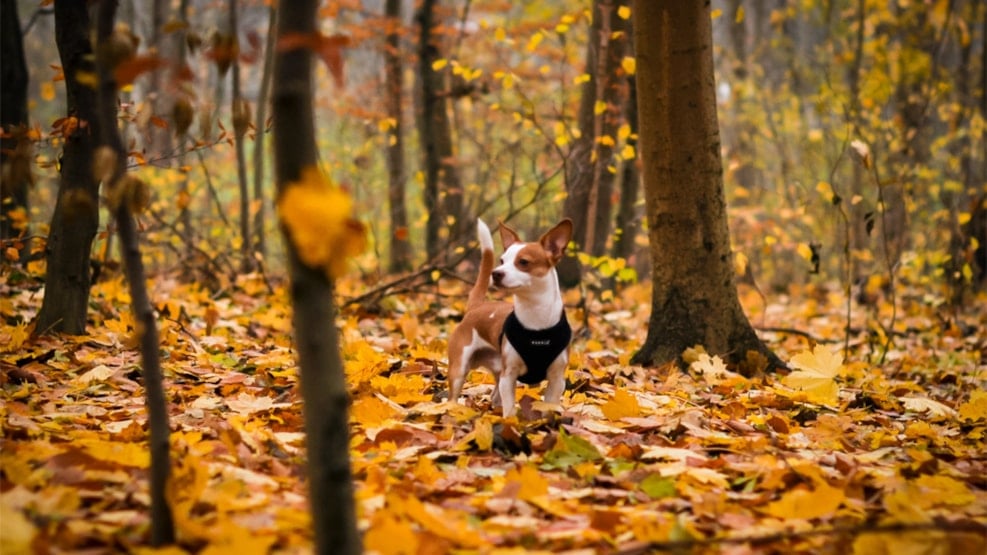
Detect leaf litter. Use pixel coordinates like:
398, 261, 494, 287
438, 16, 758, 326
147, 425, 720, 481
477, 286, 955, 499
1, 274, 985, 553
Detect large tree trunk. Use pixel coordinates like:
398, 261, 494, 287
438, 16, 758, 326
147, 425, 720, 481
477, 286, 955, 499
557, 0, 630, 286
94, 0, 175, 544
272, 2, 360, 553
416, 0, 463, 261
385, 0, 412, 273
630, 1, 781, 373
36, 0, 102, 335
0, 0, 30, 244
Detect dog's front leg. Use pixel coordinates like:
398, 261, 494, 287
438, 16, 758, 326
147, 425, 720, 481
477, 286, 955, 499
497, 366, 521, 417
542, 354, 568, 405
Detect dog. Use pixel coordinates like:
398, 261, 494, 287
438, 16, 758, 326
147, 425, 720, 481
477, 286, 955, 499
447, 218, 574, 417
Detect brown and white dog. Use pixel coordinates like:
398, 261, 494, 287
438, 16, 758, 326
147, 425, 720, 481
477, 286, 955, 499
447, 218, 574, 417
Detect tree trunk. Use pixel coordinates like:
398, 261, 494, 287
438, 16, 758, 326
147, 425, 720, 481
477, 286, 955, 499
385, 0, 412, 273
0, 0, 30, 244
630, 1, 782, 374
176, 0, 193, 265
36, 0, 102, 335
146, 0, 173, 162
612, 60, 642, 268
723, 0, 763, 197
272, 2, 360, 553
416, 0, 463, 261
230, 0, 253, 272
94, 0, 175, 545
847, 0, 870, 275
252, 5, 276, 261
558, 0, 630, 286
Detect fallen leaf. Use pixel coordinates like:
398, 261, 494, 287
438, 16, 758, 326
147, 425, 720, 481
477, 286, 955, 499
783, 345, 843, 405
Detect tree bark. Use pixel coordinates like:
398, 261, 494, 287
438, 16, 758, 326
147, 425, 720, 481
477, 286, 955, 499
94, 0, 175, 545
612, 60, 642, 267
558, 0, 630, 285
385, 0, 412, 273
0, 0, 30, 244
252, 5, 276, 261
272, 2, 360, 553
36, 0, 102, 335
146, 0, 173, 162
630, 1, 782, 374
230, 0, 253, 272
416, 0, 463, 261
176, 0, 193, 265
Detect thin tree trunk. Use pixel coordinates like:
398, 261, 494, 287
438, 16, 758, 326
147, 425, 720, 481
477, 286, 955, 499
847, 0, 869, 274
0, 0, 30, 244
36, 0, 102, 335
630, 1, 782, 373
230, 0, 252, 272
613, 60, 641, 268
252, 5, 276, 261
94, 0, 174, 545
385, 0, 412, 273
176, 0, 193, 265
724, 0, 762, 196
272, 2, 360, 553
147, 0, 173, 162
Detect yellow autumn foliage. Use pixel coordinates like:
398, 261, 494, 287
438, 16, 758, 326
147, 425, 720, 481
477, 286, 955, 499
277, 166, 365, 278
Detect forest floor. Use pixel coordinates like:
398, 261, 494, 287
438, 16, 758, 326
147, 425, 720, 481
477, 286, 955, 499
1, 270, 985, 554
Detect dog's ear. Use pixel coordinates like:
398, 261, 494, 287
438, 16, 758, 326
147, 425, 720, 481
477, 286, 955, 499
498, 220, 522, 249
540, 219, 573, 261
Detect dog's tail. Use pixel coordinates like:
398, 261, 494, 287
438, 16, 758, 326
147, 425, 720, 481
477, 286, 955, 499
467, 219, 495, 309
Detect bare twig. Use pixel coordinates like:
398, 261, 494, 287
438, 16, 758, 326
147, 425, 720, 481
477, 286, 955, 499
755, 326, 839, 344
194, 147, 232, 229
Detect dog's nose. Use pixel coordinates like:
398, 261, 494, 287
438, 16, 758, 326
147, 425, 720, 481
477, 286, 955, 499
492, 270, 504, 285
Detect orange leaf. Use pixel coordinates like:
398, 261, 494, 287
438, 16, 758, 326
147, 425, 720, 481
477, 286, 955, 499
278, 32, 349, 87
600, 389, 640, 421
760, 481, 845, 520
502, 464, 548, 502
114, 55, 167, 86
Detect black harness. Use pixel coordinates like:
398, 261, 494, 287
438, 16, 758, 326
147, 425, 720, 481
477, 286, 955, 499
500, 310, 572, 385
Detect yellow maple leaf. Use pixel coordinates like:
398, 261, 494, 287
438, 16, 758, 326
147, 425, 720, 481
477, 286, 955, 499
349, 396, 399, 429
503, 464, 548, 502
277, 166, 365, 278
412, 456, 442, 486
690, 353, 735, 381
958, 390, 987, 422
783, 345, 843, 405
0, 502, 36, 555
77, 439, 150, 468
399, 495, 483, 548
370, 374, 432, 404
199, 523, 276, 555
900, 396, 957, 418
912, 475, 976, 506
473, 417, 494, 451
760, 481, 845, 520
600, 389, 640, 421
883, 475, 975, 525
364, 512, 418, 555
620, 56, 636, 75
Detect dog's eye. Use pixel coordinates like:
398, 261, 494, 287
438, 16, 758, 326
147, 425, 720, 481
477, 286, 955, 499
518, 259, 530, 268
